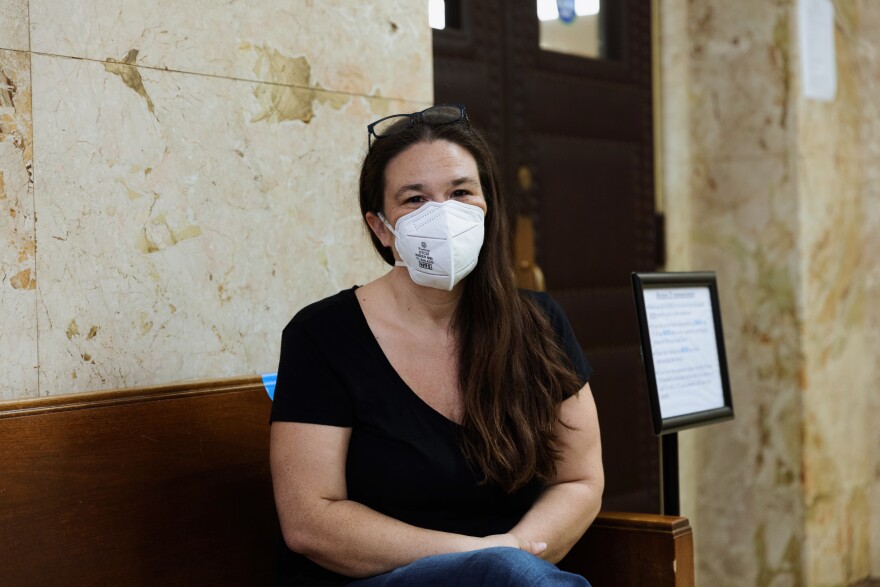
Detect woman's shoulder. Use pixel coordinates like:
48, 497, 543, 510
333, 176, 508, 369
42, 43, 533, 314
520, 289, 592, 383
519, 288, 562, 318
520, 288, 549, 304
285, 287, 360, 332
519, 289, 576, 337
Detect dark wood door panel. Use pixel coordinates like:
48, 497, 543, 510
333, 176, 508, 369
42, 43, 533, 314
550, 288, 642, 350
533, 136, 640, 288
434, 58, 506, 166
524, 76, 645, 141
433, 0, 506, 169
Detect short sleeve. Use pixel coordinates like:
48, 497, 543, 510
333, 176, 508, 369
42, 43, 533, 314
269, 322, 354, 427
526, 291, 593, 387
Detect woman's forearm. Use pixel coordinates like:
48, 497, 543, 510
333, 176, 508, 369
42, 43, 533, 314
285, 496, 487, 578
507, 480, 602, 563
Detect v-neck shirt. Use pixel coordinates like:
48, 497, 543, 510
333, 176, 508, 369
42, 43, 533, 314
270, 287, 592, 585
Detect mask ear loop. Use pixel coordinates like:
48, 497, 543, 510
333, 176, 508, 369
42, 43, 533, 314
377, 212, 407, 267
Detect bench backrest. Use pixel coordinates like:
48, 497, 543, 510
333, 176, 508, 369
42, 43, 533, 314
0, 377, 694, 586
0, 377, 279, 586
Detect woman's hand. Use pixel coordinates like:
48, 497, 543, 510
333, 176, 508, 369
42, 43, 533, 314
480, 533, 548, 557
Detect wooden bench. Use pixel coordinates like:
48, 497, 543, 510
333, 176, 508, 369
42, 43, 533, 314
0, 377, 693, 585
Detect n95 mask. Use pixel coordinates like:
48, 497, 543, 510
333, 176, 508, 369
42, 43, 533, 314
379, 200, 485, 291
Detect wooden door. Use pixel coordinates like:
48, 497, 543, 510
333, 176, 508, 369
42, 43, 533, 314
434, 0, 662, 514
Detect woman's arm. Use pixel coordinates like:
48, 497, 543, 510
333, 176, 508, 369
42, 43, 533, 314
270, 421, 545, 578
507, 382, 605, 563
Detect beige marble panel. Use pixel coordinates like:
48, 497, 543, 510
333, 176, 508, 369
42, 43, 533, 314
658, 0, 695, 274
861, 3, 880, 573
665, 2, 809, 583
872, 482, 880, 579
31, 52, 419, 395
688, 0, 796, 160
0, 50, 38, 400
861, 14, 880, 583
0, 49, 37, 400
0, 0, 28, 51
799, 155, 871, 582
795, 2, 875, 582
684, 156, 804, 586
857, 0, 880, 168
667, 0, 880, 583
797, 99, 860, 161
805, 489, 871, 586
867, 166, 880, 581
797, 153, 862, 345
29, 1, 431, 103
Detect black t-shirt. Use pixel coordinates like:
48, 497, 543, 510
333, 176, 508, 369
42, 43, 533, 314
270, 287, 591, 585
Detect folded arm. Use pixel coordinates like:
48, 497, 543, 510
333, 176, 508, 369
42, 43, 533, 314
508, 382, 605, 563
270, 422, 544, 578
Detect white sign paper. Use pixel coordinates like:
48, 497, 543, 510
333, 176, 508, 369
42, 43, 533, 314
644, 287, 725, 419
798, 0, 837, 101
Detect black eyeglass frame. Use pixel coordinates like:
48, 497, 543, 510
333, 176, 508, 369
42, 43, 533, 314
367, 104, 469, 148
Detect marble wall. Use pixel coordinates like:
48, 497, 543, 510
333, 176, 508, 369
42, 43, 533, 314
662, 0, 880, 584
0, 1, 432, 399
855, 1, 880, 577
798, 1, 875, 582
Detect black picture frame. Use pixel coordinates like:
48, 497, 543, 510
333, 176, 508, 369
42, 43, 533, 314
631, 271, 735, 435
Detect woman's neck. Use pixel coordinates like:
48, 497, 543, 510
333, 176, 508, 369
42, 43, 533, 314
376, 267, 462, 333
392, 267, 461, 325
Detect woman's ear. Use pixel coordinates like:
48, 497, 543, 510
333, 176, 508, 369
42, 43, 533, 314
365, 212, 393, 248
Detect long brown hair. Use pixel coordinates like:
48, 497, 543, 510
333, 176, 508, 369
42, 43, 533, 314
359, 118, 583, 492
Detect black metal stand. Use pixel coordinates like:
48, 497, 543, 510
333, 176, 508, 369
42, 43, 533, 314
660, 432, 680, 516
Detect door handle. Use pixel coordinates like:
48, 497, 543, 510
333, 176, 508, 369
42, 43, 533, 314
513, 214, 546, 292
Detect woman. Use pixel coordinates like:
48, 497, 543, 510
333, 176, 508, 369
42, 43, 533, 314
270, 105, 604, 586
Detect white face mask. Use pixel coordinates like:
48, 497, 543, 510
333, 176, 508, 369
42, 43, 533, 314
379, 200, 485, 291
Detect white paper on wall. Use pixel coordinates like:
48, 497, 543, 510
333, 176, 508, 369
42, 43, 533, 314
798, 0, 837, 101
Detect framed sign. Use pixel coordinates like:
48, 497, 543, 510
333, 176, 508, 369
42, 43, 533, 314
631, 271, 734, 435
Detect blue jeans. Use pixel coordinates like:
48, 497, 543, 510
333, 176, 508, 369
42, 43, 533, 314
347, 547, 591, 586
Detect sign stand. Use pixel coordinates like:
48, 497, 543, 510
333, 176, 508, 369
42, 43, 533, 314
631, 271, 735, 516
660, 433, 679, 515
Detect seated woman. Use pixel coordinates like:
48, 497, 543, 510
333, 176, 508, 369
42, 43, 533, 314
269, 105, 604, 586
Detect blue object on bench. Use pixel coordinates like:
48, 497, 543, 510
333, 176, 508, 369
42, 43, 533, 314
261, 373, 277, 400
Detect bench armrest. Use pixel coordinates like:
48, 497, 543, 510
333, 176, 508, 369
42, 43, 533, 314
558, 511, 694, 587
